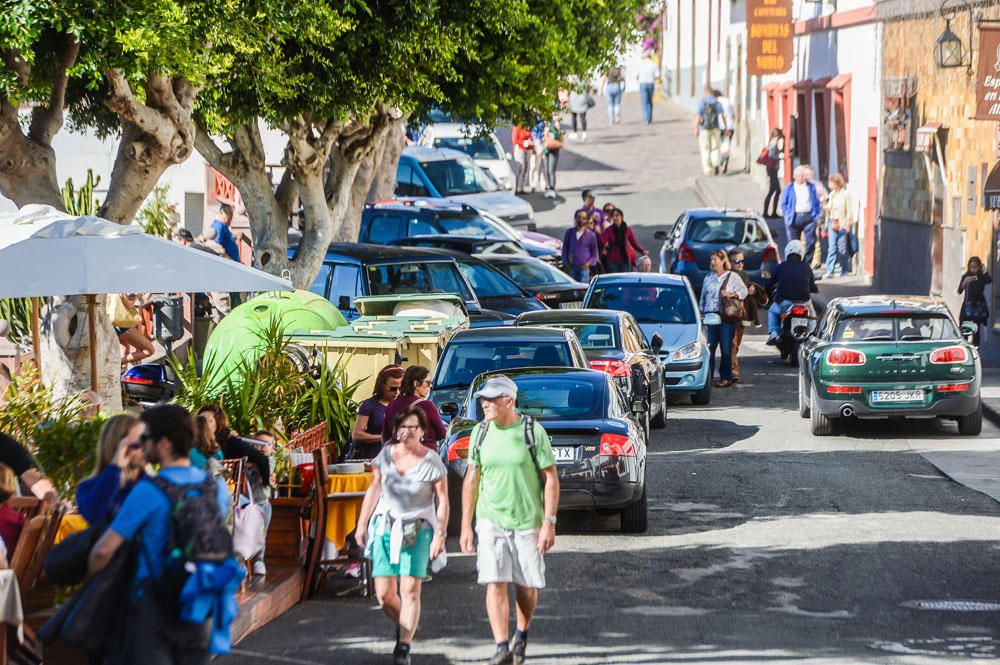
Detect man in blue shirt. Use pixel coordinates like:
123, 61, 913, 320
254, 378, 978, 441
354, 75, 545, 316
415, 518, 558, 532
695, 87, 724, 176
210, 204, 240, 262
88, 404, 230, 665
766, 240, 818, 344
779, 165, 822, 269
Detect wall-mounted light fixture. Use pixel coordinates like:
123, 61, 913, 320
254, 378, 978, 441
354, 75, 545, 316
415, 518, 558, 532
935, 0, 973, 71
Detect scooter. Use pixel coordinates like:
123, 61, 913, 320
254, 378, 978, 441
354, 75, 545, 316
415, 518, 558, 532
776, 300, 817, 367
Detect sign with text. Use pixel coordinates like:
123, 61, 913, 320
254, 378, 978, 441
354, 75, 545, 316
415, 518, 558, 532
975, 25, 1000, 120
747, 0, 793, 76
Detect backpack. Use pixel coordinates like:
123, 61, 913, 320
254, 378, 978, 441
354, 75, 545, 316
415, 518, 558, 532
471, 416, 544, 497
147, 475, 234, 616
701, 101, 720, 130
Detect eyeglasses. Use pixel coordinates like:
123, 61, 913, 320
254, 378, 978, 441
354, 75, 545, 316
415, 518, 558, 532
421, 379, 433, 387
397, 424, 422, 431
731, 259, 744, 264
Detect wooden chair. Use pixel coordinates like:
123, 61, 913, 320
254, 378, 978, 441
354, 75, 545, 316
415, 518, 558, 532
288, 422, 328, 454
6, 509, 54, 665
302, 447, 372, 600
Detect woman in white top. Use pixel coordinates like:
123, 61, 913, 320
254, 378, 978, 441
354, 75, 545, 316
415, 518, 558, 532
824, 173, 854, 277
356, 406, 449, 665
699, 250, 749, 388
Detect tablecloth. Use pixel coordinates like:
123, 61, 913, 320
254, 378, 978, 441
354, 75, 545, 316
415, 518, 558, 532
324, 472, 371, 553
0, 570, 23, 643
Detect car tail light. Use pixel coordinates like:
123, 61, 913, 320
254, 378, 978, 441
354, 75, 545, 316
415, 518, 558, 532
788, 305, 810, 317
827, 348, 866, 365
676, 243, 696, 263
930, 346, 968, 364
122, 376, 154, 385
599, 433, 636, 457
447, 436, 471, 461
827, 385, 862, 394
762, 244, 778, 263
589, 359, 630, 377
937, 382, 972, 393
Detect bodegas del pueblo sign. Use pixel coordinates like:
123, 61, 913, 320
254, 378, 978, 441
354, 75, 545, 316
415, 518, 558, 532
747, 0, 793, 76
975, 25, 1000, 120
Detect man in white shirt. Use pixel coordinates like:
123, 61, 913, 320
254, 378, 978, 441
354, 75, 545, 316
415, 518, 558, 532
637, 52, 660, 125
780, 165, 822, 264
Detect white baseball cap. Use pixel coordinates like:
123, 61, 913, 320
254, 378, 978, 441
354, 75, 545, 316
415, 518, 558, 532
473, 375, 518, 400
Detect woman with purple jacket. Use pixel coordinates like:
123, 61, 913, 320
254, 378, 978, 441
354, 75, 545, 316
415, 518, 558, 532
561, 209, 600, 282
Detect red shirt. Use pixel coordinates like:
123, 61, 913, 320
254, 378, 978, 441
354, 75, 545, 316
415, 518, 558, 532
381, 395, 447, 451
511, 126, 534, 151
0, 504, 25, 556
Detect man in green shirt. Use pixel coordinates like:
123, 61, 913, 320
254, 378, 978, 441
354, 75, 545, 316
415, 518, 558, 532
460, 375, 560, 665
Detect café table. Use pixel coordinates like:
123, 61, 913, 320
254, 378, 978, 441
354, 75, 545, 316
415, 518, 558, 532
322, 471, 372, 559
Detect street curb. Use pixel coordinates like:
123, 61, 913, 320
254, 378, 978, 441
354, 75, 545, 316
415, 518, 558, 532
693, 177, 718, 208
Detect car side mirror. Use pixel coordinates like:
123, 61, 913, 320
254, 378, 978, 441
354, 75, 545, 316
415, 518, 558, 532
441, 402, 459, 418
632, 399, 648, 414
654, 230, 667, 240
337, 295, 352, 311
650, 333, 663, 352
961, 321, 978, 340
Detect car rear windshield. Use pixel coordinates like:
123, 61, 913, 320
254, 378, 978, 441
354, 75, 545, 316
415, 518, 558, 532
497, 260, 576, 287
436, 342, 572, 388
553, 323, 618, 349
366, 261, 474, 301
433, 136, 501, 161
421, 157, 498, 196
436, 214, 508, 239
587, 284, 696, 324
688, 218, 764, 244
833, 315, 960, 342
472, 377, 604, 420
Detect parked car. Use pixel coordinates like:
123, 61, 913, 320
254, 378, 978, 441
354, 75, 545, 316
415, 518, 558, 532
799, 296, 982, 436
293, 242, 512, 326
390, 234, 529, 258
359, 198, 560, 262
429, 326, 589, 420
396, 147, 536, 230
440, 367, 648, 534
481, 255, 587, 309
515, 309, 667, 433
655, 208, 778, 293
419, 123, 517, 191
583, 273, 712, 405
439, 249, 549, 316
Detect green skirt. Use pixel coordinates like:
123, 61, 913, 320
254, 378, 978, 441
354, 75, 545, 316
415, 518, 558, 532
371, 517, 433, 579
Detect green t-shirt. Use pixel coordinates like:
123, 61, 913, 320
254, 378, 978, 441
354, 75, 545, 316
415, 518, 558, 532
469, 416, 556, 530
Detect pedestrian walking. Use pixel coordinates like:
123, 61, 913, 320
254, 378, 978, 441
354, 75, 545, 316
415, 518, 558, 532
382, 365, 448, 450
714, 90, 736, 174
561, 209, 600, 282
76, 414, 147, 525
567, 85, 594, 141
601, 209, 647, 273
601, 64, 625, 124
529, 119, 547, 193
695, 87, 724, 176
87, 404, 233, 665
576, 189, 605, 230
779, 165, 822, 264
637, 51, 660, 124
355, 406, 449, 665
699, 251, 748, 388
824, 173, 855, 277
511, 125, 535, 194
805, 167, 829, 271
760, 129, 783, 217
726, 250, 761, 383
958, 256, 992, 346
350, 365, 405, 460
541, 113, 564, 199
600, 202, 617, 233
459, 375, 559, 665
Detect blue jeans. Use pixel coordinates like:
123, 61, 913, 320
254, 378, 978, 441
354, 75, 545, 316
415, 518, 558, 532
768, 299, 796, 336
606, 83, 622, 122
570, 266, 590, 282
826, 226, 852, 276
704, 321, 736, 382
640, 83, 655, 123
785, 212, 817, 264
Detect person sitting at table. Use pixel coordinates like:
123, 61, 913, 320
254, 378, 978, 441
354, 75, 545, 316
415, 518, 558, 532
197, 404, 270, 496
350, 365, 405, 460
0, 464, 23, 559
0, 430, 58, 504
76, 415, 148, 526
356, 406, 449, 665
189, 414, 224, 477
382, 366, 447, 451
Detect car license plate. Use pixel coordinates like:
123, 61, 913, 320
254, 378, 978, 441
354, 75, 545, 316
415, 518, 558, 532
871, 390, 924, 403
552, 447, 576, 462
791, 317, 807, 330
561, 301, 581, 309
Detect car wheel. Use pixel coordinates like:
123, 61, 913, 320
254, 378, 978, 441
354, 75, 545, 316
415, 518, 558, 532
957, 401, 983, 436
810, 387, 833, 436
691, 381, 712, 405
651, 387, 667, 429
798, 370, 810, 419
620, 486, 648, 533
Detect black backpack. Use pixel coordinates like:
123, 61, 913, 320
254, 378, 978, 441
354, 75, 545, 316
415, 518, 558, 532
147, 475, 234, 616
701, 101, 720, 130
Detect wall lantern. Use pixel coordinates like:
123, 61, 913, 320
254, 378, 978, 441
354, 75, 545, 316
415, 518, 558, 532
935, 0, 973, 71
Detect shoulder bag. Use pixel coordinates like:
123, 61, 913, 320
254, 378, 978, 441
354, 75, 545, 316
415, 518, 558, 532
543, 126, 564, 151
108, 294, 141, 329
719, 273, 746, 323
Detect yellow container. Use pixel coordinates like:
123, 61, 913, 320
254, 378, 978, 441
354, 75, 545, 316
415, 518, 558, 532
291, 334, 401, 398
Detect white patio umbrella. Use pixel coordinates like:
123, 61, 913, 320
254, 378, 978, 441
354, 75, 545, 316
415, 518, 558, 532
0, 205, 292, 390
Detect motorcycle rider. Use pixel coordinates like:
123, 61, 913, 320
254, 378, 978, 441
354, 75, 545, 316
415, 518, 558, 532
766, 240, 818, 345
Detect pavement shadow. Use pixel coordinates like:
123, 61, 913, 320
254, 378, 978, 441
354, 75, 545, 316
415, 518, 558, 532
659, 417, 759, 450
556, 149, 623, 172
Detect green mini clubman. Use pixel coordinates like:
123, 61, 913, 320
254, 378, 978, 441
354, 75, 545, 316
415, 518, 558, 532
798, 296, 982, 436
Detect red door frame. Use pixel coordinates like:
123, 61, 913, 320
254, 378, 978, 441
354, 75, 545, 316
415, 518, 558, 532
781, 82, 796, 184
865, 127, 877, 277
829, 74, 853, 179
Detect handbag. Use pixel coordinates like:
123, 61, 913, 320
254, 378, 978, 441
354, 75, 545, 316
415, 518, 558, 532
585, 94, 596, 109
232, 501, 266, 561
963, 300, 989, 322
756, 147, 778, 169
543, 132, 564, 151
719, 273, 747, 323
108, 294, 141, 329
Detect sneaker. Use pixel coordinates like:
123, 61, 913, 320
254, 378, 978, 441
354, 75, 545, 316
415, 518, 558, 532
485, 645, 513, 665
510, 635, 527, 665
393, 643, 411, 665
253, 559, 267, 576
765, 334, 779, 346
567, 131, 578, 140
581, 131, 588, 141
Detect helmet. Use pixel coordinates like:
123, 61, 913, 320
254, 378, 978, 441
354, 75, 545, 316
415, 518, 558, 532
784, 239, 805, 259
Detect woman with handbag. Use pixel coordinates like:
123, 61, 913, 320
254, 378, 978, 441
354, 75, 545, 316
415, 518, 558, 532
699, 251, 748, 388
106, 292, 155, 367
824, 173, 854, 277
760, 128, 783, 218
542, 112, 564, 199
959, 256, 992, 347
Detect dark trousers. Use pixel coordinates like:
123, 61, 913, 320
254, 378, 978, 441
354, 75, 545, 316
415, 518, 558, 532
705, 321, 736, 382
763, 168, 781, 217
544, 150, 560, 190
606, 261, 631, 273
786, 212, 817, 265
571, 113, 588, 132
120, 593, 211, 665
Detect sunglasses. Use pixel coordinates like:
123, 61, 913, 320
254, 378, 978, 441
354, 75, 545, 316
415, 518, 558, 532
732, 259, 744, 264
126, 441, 145, 451
388, 386, 401, 393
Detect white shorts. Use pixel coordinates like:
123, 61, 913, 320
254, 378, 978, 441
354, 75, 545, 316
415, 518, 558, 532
476, 519, 546, 588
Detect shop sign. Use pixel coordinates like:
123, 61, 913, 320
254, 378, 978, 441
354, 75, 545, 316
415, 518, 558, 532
747, 0, 793, 76
975, 25, 1000, 120
983, 161, 1000, 210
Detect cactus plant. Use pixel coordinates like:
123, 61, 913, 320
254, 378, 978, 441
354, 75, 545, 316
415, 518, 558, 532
60, 169, 102, 216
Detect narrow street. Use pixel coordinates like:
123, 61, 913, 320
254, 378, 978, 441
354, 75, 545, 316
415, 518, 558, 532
227, 97, 1000, 665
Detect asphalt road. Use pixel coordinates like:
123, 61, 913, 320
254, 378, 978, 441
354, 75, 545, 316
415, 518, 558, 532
225, 328, 1000, 664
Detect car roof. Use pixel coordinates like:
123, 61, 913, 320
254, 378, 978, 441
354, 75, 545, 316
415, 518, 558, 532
684, 207, 761, 219
426, 123, 491, 136
449, 326, 575, 342
400, 235, 518, 246
365, 198, 479, 214
322, 242, 463, 264
517, 309, 624, 325
473, 366, 607, 384
402, 146, 468, 162
591, 273, 689, 286
830, 295, 951, 316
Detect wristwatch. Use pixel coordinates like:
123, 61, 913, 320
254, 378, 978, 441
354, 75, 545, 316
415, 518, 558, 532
543, 515, 557, 525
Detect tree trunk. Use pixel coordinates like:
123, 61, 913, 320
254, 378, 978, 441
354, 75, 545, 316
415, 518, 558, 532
0, 130, 63, 209
369, 114, 408, 202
